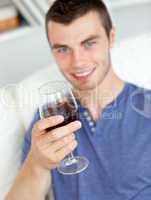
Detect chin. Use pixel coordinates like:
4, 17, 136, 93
73, 81, 99, 91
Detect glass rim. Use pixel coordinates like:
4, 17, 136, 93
38, 81, 72, 95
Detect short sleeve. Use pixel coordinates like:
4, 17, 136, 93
21, 109, 40, 163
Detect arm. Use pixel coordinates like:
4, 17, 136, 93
6, 152, 51, 200
6, 115, 81, 199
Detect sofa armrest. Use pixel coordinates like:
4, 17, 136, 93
0, 87, 25, 199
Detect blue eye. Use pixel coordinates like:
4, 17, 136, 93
84, 41, 96, 48
57, 47, 69, 53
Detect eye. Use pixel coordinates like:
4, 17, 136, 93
84, 40, 96, 48
57, 47, 70, 54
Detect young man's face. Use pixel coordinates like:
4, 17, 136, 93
47, 11, 115, 91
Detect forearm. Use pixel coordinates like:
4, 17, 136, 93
5, 152, 51, 200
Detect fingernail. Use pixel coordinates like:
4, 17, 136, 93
75, 121, 82, 128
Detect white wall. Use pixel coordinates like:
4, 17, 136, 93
112, 1, 151, 40
0, 27, 53, 86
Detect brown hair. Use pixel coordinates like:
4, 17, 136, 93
46, 0, 113, 38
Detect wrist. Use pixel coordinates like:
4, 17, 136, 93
25, 151, 50, 178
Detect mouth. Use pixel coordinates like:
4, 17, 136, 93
71, 68, 96, 81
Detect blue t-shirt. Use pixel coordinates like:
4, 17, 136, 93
22, 83, 151, 200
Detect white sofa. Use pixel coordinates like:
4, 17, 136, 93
0, 33, 151, 199
0, 65, 65, 199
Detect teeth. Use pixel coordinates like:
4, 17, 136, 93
74, 69, 93, 77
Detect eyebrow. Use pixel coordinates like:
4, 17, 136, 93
81, 35, 100, 45
51, 44, 68, 50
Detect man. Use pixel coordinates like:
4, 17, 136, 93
6, 0, 151, 199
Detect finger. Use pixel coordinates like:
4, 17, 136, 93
48, 120, 81, 141
49, 134, 75, 152
34, 115, 64, 134
55, 140, 78, 161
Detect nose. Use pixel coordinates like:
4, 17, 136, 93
72, 48, 87, 68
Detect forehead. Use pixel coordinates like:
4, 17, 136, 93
47, 11, 106, 45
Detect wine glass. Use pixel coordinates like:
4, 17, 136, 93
38, 81, 89, 175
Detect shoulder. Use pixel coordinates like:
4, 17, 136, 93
127, 83, 151, 119
21, 109, 40, 163
24, 109, 40, 139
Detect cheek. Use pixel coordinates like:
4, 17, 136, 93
54, 54, 70, 69
93, 45, 109, 64
54, 55, 71, 76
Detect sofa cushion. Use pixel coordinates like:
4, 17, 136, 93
0, 87, 24, 199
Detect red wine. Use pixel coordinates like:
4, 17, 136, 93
41, 101, 79, 131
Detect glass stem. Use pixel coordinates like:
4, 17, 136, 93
69, 152, 75, 160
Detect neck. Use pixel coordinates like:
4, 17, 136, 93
74, 67, 125, 121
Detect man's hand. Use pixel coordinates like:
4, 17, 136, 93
29, 115, 82, 171
6, 116, 81, 200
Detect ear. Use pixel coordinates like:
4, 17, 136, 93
109, 27, 116, 48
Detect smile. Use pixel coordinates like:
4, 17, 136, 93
72, 68, 95, 79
